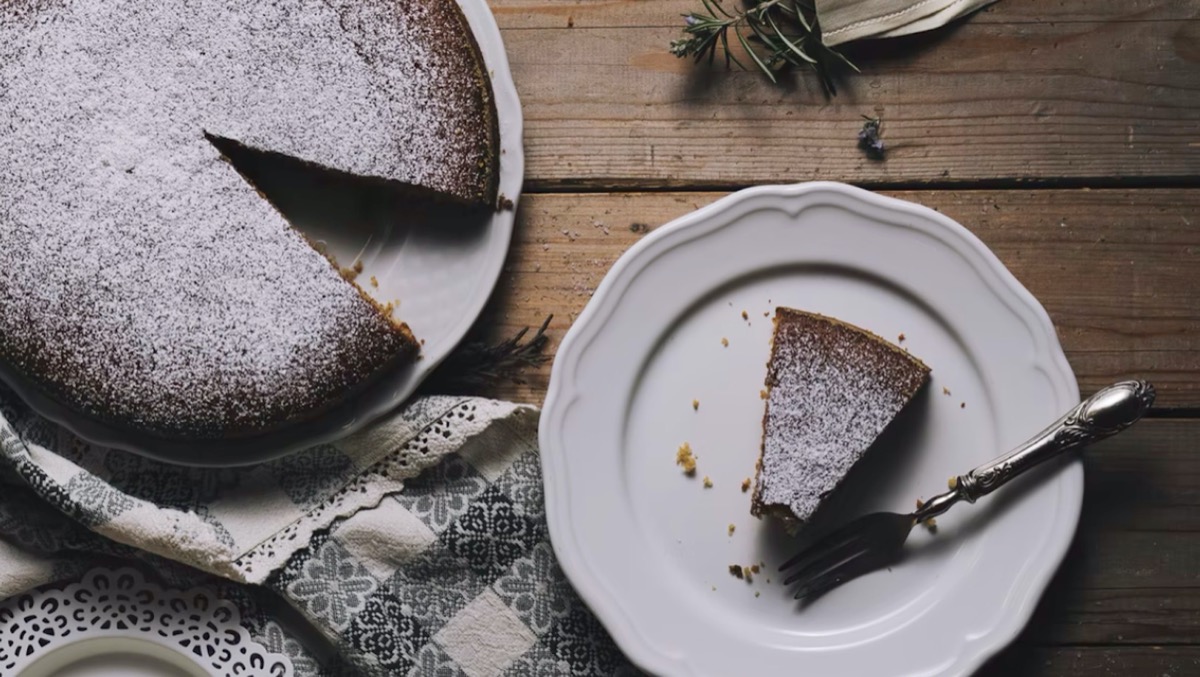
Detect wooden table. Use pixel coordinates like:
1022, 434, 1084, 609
473, 1, 1200, 674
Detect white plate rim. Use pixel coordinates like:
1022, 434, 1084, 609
538, 181, 1080, 676
0, 567, 292, 677
0, 0, 524, 466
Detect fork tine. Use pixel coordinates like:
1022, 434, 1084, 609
792, 548, 884, 601
780, 534, 868, 586
778, 519, 871, 572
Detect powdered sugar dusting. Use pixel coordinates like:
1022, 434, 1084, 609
755, 309, 930, 524
1, 0, 493, 201
0, 0, 479, 437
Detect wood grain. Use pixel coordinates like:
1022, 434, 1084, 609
490, 0, 1200, 30
488, 0, 1200, 188
978, 646, 1200, 676
469, 189, 1200, 407
1019, 420, 1200, 647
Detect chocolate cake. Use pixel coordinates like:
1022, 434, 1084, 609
751, 308, 930, 527
0, 0, 499, 440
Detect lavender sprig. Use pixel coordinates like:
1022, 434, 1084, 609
858, 115, 885, 159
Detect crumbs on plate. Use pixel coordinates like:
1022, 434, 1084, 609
675, 442, 696, 475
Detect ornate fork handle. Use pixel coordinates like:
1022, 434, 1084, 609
954, 381, 1156, 504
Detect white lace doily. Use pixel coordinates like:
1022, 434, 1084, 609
0, 568, 292, 677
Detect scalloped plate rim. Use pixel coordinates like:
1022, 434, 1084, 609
539, 181, 1080, 677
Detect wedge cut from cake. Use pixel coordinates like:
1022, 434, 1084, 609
751, 308, 930, 528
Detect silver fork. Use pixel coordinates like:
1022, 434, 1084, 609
779, 380, 1156, 601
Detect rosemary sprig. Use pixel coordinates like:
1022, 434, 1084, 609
669, 0, 858, 94
420, 315, 553, 395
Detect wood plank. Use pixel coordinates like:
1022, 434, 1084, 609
490, 0, 1200, 30
978, 646, 1200, 676
1025, 587, 1200, 646
1016, 420, 1200, 645
471, 189, 1200, 407
490, 0, 1200, 186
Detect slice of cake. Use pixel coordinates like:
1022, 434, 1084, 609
751, 308, 930, 528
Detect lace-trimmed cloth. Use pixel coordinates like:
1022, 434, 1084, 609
0, 389, 636, 676
816, 0, 998, 46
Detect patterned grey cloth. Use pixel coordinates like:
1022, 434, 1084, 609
0, 385, 637, 676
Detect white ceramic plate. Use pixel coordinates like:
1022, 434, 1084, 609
0, 0, 523, 466
0, 568, 291, 677
539, 182, 1080, 677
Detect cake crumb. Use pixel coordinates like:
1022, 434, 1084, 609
497, 194, 515, 211
898, 333, 906, 342
692, 399, 699, 411
942, 386, 951, 396
755, 591, 761, 598
741, 310, 749, 320
711, 585, 716, 591
728, 564, 743, 578
727, 523, 735, 536
759, 389, 768, 400
721, 337, 729, 347
766, 578, 771, 584
742, 566, 753, 582
703, 476, 713, 488
369, 275, 379, 288
750, 564, 760, 574
675, 442, 696, 475
763, 311, 769, 317
630, 222, 649, 234
566, 15, 574, 28
353, 260, 364, 274
741, 478, 751, 492
961, 402, 966, 409
948, 476, 959, 490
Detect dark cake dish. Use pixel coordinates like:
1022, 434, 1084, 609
751, 308, 931, 527
0, 0, 499, 440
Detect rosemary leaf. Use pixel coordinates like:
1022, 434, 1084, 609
669, 0, 854, 94
768, 14, 817, 64
736, 29, 776, 83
